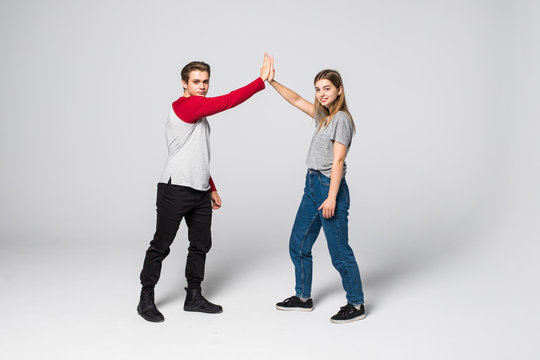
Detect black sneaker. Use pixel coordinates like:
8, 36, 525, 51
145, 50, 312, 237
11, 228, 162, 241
275, 296, 313, 312
330, 303, 366, 324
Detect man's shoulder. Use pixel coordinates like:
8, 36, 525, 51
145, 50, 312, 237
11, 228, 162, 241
172, 96, 207, 115
173, 95, 209, 107
171, 96, 205, 124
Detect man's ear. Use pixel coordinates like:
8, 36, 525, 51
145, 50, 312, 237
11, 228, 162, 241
181, 80, 187, 91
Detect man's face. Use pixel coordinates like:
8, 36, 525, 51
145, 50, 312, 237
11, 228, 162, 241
182, 70, 210, 97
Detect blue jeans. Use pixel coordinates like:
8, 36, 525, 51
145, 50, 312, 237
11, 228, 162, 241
289, 170, 364, 305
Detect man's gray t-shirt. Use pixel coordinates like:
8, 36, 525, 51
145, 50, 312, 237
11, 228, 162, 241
305, 111, 353, 178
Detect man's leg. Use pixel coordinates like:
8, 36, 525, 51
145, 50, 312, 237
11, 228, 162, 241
138, 182, 192, 322
182, 190, 222, 313
140, 183, 186, 289
184, 190, 212, 288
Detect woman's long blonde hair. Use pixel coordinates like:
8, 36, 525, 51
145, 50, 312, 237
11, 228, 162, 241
313, 69, 355, 133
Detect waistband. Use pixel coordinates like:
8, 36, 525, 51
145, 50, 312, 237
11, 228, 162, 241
160, 178, 209, 193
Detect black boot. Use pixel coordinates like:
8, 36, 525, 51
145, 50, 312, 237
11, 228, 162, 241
137, 288, 165, 322
183, 287, 223, 314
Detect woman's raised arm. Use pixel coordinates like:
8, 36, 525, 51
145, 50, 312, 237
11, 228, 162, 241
268, 57, 315, 118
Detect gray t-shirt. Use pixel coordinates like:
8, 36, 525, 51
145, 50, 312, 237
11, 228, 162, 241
305, 111, 353, 177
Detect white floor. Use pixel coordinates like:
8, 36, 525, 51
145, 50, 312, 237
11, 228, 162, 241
1, 1, 538, 358
1, 214, 538, 360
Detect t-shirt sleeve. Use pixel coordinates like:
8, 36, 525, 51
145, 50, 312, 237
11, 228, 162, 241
330, 112, 353, 147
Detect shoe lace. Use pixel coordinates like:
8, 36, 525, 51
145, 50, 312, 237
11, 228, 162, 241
283, 296, 296, 304
142, 290, 154, 303
339, 304, 355, 315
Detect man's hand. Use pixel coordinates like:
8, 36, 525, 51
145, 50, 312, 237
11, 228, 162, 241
318, 197, 336, 219
211, 191, 222, 210
260, 52, 272, 82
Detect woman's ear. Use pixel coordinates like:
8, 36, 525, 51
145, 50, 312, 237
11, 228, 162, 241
338, 86, 343, 96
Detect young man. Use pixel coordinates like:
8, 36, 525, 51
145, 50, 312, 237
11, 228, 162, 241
137, 54, 272, 322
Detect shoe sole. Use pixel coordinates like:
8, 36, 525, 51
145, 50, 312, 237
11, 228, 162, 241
183, 306, 223, 314
329, 313, 366, 324
275, 305, 314, 312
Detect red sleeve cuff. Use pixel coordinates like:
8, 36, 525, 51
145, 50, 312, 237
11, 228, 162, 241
209, 177, 217, 192
255, 77, 266, 91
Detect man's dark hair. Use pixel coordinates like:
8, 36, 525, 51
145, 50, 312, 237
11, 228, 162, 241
181, 61, 211, 82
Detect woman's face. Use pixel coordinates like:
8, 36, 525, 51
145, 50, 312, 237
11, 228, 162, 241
315, 79, 342, 107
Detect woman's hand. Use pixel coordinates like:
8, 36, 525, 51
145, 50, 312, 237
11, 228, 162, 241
260, 52, 272, 82
268, 55, 275, 83
211, 191, 222, 210
318, 197, 336, 219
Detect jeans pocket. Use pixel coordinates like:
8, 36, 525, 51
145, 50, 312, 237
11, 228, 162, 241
318, 173, 331, 186
339, 181, 351, 208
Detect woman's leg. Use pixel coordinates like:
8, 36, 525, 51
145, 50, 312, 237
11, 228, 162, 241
289, 175, 322, 299
318, 178, 364, 305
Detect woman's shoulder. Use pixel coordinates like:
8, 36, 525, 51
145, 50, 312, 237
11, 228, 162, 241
333, 111, 353, 127
334, 110, 351, 121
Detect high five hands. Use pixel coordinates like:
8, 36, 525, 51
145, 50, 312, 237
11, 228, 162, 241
260, 53, 274, 82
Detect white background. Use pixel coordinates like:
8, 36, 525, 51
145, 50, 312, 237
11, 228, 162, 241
1, 0, 538, 359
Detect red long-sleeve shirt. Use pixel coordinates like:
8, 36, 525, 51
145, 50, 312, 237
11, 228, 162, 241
172, 77, 265, 123
160, 77, 265, 192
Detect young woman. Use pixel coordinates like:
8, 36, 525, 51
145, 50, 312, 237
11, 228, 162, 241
269, 60, 365, 324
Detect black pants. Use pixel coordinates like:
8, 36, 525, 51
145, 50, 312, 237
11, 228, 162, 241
140, 181, 212, 290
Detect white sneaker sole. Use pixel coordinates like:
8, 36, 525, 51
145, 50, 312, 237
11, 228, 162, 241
275, 305, 314, 312
330, 313, 366, 324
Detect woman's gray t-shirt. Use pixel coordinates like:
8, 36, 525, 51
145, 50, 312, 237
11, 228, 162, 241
305, 111, 353, 178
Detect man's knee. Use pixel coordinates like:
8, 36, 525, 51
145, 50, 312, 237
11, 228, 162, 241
188, 239, 212, 254
147, 245, 170, 256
